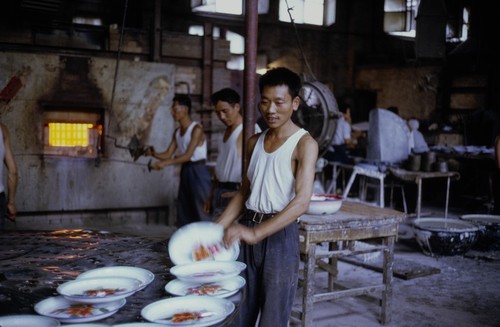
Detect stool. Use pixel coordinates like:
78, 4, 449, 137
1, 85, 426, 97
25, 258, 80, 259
325, 162, 355, 194
342, 165, 387, 207
365, 176, 408, 213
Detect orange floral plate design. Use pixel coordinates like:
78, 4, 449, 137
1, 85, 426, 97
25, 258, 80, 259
34, 296, 126, 323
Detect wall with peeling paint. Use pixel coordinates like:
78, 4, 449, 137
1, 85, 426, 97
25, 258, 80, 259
0, 51, 179, 220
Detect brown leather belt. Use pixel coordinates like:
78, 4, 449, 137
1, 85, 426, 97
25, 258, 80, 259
245, 209, 275, 224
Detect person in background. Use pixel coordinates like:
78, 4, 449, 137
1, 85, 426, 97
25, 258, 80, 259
216, 67, 318, 326
323, 103, 355, 164
408, 118, 429, 154
0, 122, 18, 231
145, 94, 211, 227
204, 88, 261, 218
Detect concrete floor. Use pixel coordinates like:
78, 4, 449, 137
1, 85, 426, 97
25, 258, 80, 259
5, 202, 500, 327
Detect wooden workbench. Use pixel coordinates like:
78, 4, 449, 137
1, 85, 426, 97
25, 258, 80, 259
291, 201, 405, 326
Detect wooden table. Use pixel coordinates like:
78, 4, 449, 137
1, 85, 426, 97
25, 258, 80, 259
389, 168, 460, 218
291, 201, 405, 326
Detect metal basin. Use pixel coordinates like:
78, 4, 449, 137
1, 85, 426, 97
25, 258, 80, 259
460, 214, 500, 251
412, 218, 479, 257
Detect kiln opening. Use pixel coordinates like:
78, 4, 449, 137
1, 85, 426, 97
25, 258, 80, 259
43, 107, 104, 158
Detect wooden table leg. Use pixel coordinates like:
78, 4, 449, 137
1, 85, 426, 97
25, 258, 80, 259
416, 177, 422, 219
302, 242, 317, 326
445, 176, 451, 218
328, 242, 339, 291
381, 235, 395, 324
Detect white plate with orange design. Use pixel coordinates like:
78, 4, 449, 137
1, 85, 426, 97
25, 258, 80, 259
168, 222, 239, 265
165, 275, 245, 298
57, 276, 142, 303
34, 296, 126, 323
170, 261, 246, 284
0, 315, 60, 327
77, 266, 154, 291
141, 295, 235, 326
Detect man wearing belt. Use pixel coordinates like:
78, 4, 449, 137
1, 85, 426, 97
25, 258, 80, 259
204, 88, 261, 218
216, 67, 318, 326
146, 94, 211, 227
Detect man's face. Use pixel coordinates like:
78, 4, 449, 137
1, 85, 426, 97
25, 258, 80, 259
170, 101, 187, 121
214, 101, 240, 127
259, 85, 299, 128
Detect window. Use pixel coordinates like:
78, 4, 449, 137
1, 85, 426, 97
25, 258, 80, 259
383, 0, 418, 37
189, 25, 245, 70
279, 0, 336, 26
72, 16, 103, 26
192, 0, 242, 15
384, 0, 469, 42
191, 0, 269, 15
446, 6, 469, 42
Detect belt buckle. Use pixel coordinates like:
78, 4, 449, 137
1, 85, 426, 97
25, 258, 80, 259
252, 211, 264, 224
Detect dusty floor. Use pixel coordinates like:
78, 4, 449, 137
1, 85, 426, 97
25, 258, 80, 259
292, 239, 500, 327
5, 202, 500, 327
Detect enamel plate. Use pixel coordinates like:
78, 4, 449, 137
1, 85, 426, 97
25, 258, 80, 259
57, 276, 142, 303
168, 221, 239, 265
141, 295, 235, 326
170, 261, 246, 284
165, 275, 246, 298
63, 324, 109, 327
34, 296, 126, 323
0, 315, 60, 327
77, 266, 155, 291
113, 323, 170, 326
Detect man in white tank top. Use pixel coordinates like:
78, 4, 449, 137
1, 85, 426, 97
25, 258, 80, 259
0, 122, 18, 231
216, 68, 319, 326
145, 95, 211, 227
204, 88, 261, 218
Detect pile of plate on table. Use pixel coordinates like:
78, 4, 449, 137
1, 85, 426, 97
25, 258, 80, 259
29, 266, 155, 326
140, 221, 246, 326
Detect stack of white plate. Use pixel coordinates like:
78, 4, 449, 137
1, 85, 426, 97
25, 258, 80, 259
34, 266, 154, 324
141, 221, 245, 326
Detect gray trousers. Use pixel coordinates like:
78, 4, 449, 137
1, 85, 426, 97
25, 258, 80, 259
229, 211, 300, 327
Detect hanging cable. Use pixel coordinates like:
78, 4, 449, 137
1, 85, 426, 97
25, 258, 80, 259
284, 0, 317, 82
108, 0, 129, 131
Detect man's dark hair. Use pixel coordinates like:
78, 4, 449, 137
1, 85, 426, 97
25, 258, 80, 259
339, 103, 351, 114
211, 88, 240, 106
173, 94, 192, 114
259, 67, 302, 99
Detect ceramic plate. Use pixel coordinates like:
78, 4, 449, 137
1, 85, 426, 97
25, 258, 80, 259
35, 296, 126, 323
57, 276, 142, 303
64, 324, 109, 327
0, 315, 60, 327
141, 295, 235, 326
165, 275, 246, 298
168, 221, 239, 265
170, 261, 246, 283
77, 266, 155, 291
113, 323, 169, 326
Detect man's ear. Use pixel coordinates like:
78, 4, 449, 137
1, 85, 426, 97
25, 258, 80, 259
292, 96, 301, 111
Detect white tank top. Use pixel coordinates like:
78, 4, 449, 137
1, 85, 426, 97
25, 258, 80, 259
215, 124, 242, 183
245, 128, 308, 213
0, 127, 5, 193
175, 121, 207, 162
